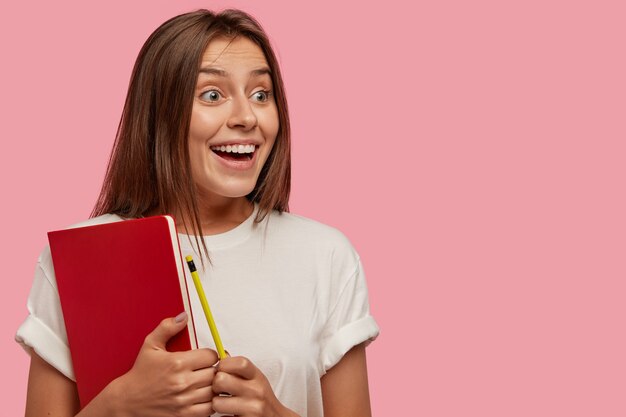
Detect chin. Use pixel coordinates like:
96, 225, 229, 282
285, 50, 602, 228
221, 189, 256, 199
199, 181, 258, 200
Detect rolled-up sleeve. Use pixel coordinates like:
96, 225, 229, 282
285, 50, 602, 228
318, 257, 379, 374
15, 248, 75, 381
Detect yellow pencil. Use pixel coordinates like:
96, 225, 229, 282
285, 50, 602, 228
185, 255, 227, 359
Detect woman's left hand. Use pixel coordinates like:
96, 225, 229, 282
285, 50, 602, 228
212, 356, 299, 417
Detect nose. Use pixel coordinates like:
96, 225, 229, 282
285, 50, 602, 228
227, 93, 258, 131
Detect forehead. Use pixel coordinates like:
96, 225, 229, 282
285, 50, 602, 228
200, 36, 268, 68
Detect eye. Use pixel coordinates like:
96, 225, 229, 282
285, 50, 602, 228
200, 89, 222, 103
252, 90, 272, 102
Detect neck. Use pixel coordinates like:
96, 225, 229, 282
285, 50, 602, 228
175, 196, 254, 236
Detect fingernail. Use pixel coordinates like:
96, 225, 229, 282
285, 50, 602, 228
175, 312, 188, 323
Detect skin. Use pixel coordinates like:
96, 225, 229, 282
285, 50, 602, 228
24, 36, 373, 417
184, 35, 279, 233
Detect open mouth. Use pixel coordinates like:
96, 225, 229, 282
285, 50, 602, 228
210, 145, 257, 161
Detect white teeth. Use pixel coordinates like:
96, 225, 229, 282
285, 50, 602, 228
210, 144, 256, 154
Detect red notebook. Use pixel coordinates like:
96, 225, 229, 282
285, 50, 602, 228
48, 215, 198, 408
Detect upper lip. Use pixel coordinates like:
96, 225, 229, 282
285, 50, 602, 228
209, 138, 262, 147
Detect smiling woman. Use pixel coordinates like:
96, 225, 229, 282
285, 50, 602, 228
16, 8, 379, 417
188, 36, 279, 205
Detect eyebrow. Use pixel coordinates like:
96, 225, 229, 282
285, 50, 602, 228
198, 67, 272, 78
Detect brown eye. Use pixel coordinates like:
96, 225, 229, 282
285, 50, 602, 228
252, 90, 271, 102
201, 90, 222, 102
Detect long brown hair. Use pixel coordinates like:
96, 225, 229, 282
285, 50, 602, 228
91, 9, 291, 259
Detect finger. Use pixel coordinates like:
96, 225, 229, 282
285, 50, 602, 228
212, 394, 255, 416
216, 356, 258, 380
185, 401, 214, 417
144, 313, 189, 349
188, 366, 217, 390
182, 347, 219, 370
168, 348, 218, 373
212, 370, 247, 397
186, 385, 215, 404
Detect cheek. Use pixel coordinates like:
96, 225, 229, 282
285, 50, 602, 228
189, 106, 222, 142
260, 106, 280, 141
188, 149, 205, 181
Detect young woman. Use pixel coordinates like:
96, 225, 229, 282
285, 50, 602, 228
17, 9, 379, 417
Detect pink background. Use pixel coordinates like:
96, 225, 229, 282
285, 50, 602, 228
2, 0, 625, 415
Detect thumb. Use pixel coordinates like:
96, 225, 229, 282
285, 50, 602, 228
145, 312, 188, 349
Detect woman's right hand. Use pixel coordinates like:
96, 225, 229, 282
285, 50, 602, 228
109, 312, 219, 417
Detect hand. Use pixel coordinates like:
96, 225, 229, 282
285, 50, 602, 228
212, 355, 298, 417
111, 312, 219, 417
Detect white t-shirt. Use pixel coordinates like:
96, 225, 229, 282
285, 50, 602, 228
16, 204, 379, 417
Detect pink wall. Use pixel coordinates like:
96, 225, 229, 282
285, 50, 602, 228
2, 0, 625, 415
